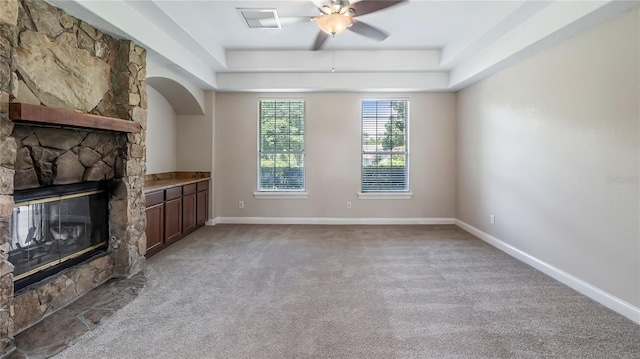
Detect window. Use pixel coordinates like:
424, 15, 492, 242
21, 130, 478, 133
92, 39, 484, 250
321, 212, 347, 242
258, 100, 305, 191
361, 99, 409, 192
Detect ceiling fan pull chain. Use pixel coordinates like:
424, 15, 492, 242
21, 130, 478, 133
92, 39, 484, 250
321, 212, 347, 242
332, 50, 335, 72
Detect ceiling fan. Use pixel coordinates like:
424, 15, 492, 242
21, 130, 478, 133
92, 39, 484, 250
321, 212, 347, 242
268, 0, 407, 50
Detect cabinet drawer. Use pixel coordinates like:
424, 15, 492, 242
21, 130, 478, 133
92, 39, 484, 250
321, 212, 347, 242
165, 186, 182, 201
197, 180, 209, 192
145, 191, 164, 207
183, 183, 196, 195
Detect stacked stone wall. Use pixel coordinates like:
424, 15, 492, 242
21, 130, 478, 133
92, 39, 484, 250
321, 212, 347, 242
13, 126, 127, 189
0, 0, 147, 355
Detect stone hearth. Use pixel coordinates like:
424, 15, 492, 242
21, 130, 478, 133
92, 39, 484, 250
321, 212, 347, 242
9, 273, 145, 359
0, 0, 148, 356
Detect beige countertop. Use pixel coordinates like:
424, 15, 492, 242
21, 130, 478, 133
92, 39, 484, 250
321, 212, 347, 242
144, 177, 210, 193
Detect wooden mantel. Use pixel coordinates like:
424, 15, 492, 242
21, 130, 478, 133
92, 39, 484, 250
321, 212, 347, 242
9, 103, 141, 133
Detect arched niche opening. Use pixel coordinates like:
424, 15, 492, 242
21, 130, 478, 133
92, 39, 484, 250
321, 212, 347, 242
147, 77, 205, 115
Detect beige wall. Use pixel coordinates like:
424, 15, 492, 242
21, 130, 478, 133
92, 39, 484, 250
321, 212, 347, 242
146, 85, 177, 174
177, 90, 216, 217
215, 92, 456, 219
176, 91, 215, 172
456, 8, 639, 307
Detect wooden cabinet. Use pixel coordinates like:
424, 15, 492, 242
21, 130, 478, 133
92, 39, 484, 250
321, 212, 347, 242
196, 189, 208, 226
145, 191, 164, 257
144, 179, 209, 258
164, 198, 182, 245
182, 193, 196, 235
196, 180, 209, 227
164, 186, 183, 245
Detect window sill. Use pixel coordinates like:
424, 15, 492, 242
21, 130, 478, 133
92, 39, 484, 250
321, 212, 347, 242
357, 192, 413, 200
254, 192, 309, 199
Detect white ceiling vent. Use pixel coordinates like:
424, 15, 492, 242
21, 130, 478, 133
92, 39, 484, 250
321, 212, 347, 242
237, 8, 281, 29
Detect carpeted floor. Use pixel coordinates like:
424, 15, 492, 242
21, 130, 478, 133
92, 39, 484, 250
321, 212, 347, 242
53, 225, 639, 358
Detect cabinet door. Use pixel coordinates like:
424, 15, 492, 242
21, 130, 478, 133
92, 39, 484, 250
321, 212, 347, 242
145, 203, 164, 257
182, 193, 196, 235
196, 190, 208, 227
165, 198, 182, 245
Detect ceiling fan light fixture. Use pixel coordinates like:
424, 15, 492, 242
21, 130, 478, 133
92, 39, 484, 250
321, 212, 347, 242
317, 13, 351, 36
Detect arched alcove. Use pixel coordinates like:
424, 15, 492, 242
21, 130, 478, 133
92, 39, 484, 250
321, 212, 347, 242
147, 76, 205, 115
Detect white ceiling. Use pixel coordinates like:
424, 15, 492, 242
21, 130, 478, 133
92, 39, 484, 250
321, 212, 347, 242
48, 0, 638, 92
145, 1, 513, 51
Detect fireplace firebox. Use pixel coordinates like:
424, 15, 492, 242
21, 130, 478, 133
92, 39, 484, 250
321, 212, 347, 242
10, 181, 110, 291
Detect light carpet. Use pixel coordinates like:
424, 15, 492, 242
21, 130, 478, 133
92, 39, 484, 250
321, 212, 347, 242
53, 225, 639, 358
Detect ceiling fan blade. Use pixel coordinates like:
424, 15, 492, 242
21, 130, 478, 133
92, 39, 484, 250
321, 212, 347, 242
309, 0, 329, 14
260, 16, 313, 27
347, 20, 389, 41
349, 0, 407, 17
312, 31, 330, 51
309, 0, 325, 9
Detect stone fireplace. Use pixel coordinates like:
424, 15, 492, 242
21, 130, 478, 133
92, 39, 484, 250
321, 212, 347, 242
0, 0, 148, 356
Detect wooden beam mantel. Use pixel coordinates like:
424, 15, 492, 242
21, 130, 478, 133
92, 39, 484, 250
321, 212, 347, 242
8, 103, 141, 133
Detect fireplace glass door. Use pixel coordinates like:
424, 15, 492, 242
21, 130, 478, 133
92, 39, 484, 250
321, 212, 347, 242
9, 189, 108, 283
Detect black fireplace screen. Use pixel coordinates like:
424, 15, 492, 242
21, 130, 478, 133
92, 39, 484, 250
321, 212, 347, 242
10, 182, 109, 289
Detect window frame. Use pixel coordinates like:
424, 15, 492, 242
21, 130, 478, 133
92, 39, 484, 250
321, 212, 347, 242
256, 98, 307, 195
360, 98, 411, 196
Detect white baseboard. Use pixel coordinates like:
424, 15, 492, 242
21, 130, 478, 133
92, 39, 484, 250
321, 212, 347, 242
455, 220, 640, 325
205, 219, 217, 226
214, 217, 456, 225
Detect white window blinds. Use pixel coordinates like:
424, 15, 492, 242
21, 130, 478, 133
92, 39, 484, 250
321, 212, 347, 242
361, 100, 409, 192
258, 100, 305, 191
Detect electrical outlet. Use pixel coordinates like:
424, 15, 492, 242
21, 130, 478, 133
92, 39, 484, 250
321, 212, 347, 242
346, 202, 352, 209
239, 201, 244, 209
490, 214, 495, 225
